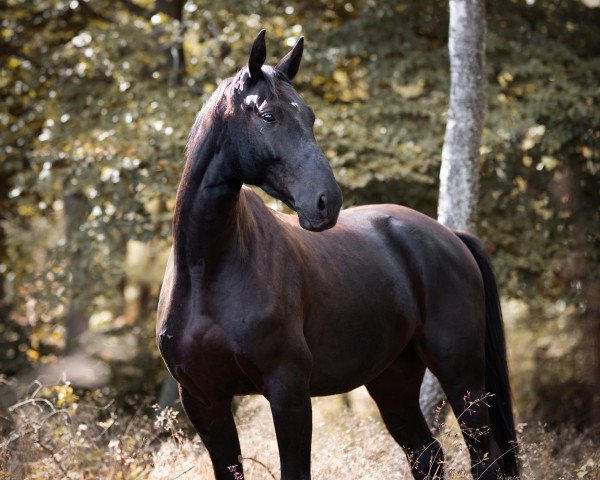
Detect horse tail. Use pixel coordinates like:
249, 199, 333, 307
455, 231, 519, 478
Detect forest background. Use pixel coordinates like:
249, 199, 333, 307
1, 0, 599, 478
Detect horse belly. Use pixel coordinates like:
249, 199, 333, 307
304, 277, 417, 395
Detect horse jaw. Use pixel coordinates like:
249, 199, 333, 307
260, 182, 341, 232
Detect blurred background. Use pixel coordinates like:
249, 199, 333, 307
1, 0, 599, 477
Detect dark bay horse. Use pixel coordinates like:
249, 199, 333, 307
157, 30, 518, 480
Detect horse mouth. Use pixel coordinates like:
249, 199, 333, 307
298, 212, 338, 232
260, 183, 339, 232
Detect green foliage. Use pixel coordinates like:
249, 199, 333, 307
479, 1, 600, 301
2, 1, 195, 330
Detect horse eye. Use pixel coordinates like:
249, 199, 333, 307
260, 112, 276, 124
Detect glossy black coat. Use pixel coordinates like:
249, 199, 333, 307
157, 31, 518, 480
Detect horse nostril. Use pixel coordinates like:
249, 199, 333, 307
317, 194, 327, 212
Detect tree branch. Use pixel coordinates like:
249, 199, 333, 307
119, 0, 154, 19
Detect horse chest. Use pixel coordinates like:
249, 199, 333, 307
168, 280, 269, 365
161, 313, 258, 397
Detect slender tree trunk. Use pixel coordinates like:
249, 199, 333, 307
123, 0, 186, 85
0, 218, 6, 309
156, 0, 186, 86
419, 0, 487, 429
63, 190, 91, 352
0, 173, 10, 309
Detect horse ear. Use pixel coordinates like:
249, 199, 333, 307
248, 30, 267, 79
276, 36, 304, 82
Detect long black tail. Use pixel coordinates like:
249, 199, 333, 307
455, 232, 519, 478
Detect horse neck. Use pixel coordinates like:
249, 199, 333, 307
172, 129, 243, 273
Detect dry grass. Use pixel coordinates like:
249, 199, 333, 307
1, 383, 598, 479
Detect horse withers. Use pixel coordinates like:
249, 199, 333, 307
157, 30, 519, 480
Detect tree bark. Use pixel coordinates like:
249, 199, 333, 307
0, 172, 11, 309
156, 0, 186, 86
120, 0, 186, 85
419, 0, 487, 429
63, 191, 91, 353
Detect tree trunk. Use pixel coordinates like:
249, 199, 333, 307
419, 0, 487, 429
63, 190, 91, 353
0, 218, 6, 309
0, 173, 10, 309
156, 0, 186, 86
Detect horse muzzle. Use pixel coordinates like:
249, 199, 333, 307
297, 185, 343, 232
260, 159, 343, 232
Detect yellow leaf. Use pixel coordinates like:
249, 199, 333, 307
333, 69, 350, 87
541, 155, 560, 171
17, 204, 36, 217
311, 76, 327, 87
26, 349, 40, 361
515, 176, 527, 193
393, 79, 426, 99
8, 56, 21, 69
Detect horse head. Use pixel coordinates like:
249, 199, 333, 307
225, 30, 343, 231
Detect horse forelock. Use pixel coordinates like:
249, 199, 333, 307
227, 66, 292, 116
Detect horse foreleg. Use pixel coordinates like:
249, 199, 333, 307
179, 387, 244, 480
264, 367, 312, 480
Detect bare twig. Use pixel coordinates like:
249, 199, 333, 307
120, 0, 153, 19
8, 397, 55, 413
476, 443, 519, 480
242, 455, 277, 480
36, 428, 69, 478
171, 464, 195, 479
119, 436, 127, 480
